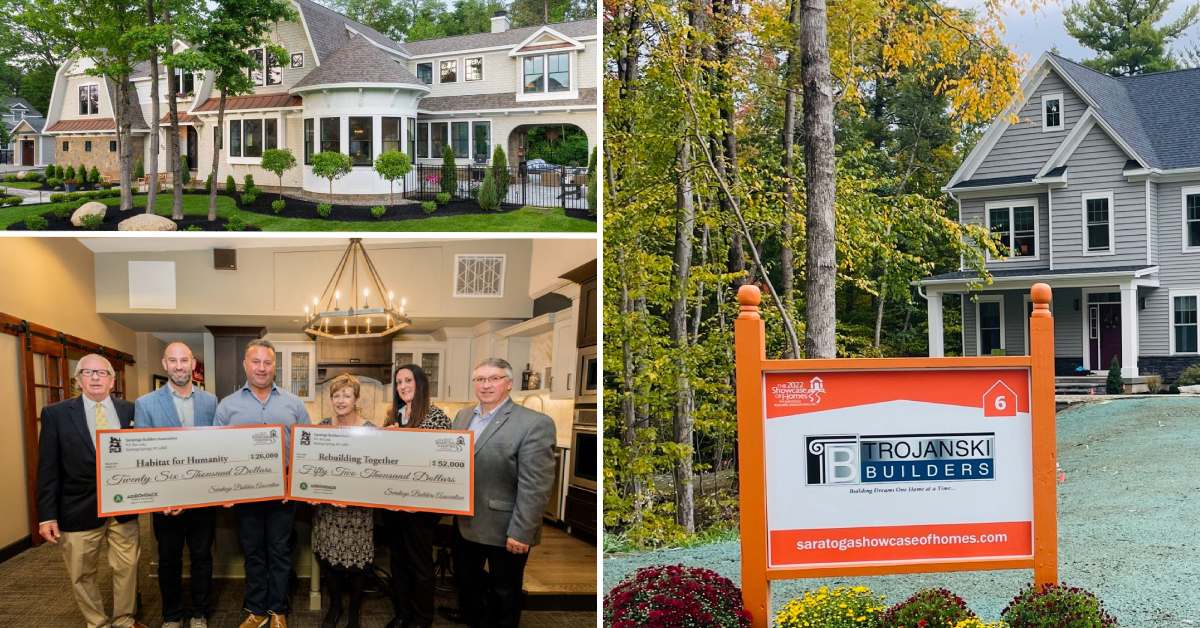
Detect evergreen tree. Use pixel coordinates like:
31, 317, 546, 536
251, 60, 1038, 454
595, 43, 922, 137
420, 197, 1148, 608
1064, 0, 1200, 75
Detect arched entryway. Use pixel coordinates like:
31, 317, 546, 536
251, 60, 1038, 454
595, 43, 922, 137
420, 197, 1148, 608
507, 123, 590, 169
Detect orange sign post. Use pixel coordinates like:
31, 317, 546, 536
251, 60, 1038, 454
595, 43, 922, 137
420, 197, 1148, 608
734, 284, 1058, 627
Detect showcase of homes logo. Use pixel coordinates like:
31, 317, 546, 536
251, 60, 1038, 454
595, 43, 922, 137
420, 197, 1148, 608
770, 376, 826, 408
806, 432, 996, 485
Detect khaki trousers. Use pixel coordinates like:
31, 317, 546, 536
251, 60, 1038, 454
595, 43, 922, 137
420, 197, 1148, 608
59, 518, 140, 628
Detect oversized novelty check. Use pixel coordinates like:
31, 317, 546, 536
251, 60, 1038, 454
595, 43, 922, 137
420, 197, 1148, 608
287, 425, 474, 516
96, 425, 287, 516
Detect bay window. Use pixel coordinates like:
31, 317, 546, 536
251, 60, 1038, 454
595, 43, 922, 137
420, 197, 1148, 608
320, 117, 339, 153
304, 118, 313, 164
382, 117, 403, 154
349, 117, 373, 165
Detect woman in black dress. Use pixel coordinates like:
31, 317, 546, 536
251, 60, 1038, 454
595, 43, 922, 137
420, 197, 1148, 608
385, 364, 452, 628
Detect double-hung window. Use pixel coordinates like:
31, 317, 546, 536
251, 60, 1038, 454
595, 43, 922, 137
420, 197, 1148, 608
523, 56, 544, 93
440, 60, 457, 83
1173, 292, 1199, 354
417, 123, 429, 159
986, 200, 1038, 259
1042, 93, 1063, 130
304, 119, 314, 164
320, 118, 340, 153
472, 121, 490, 162
349, 117, 373, 166
523, 53, 570, 94
78, 85, 99, 115
382, 117, 403, 154
1183, 186, 1200, 251
174, 68, 196, 95
430, 122, 448, 156
977, 296, 1005, 356
228, 119, 274, 158
416, 63, 433, 85
451, 121, 469, 158
465, 57, 483, 81
1082, 191, 1115, 254
248, 48, 282, 86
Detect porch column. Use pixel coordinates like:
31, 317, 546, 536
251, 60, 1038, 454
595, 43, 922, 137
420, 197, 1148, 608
926, 288, 945, 357
1120, 283, 1139, 377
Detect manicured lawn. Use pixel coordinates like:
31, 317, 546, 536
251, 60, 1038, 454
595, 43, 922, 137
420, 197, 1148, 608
1, 181, 44, 190
0, 193, 596, 232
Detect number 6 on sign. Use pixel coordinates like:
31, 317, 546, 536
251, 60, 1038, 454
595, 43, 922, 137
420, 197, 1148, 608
984, 380, 1018, 417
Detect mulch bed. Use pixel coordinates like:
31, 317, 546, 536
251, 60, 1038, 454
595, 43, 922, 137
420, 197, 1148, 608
6, 206, 258, 231
235, 192, 522, 221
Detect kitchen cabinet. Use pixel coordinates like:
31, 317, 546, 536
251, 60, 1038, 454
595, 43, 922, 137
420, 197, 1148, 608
392, 343, 445, 400
564, 486, 596, 543
576, 278, 597, 348
551, 315, 576, 398
273, 341, 316, 401
443, 336, 473, 401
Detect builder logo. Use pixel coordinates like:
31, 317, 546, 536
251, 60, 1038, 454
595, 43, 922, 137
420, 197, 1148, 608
806, 433, 996, 485
771, 376, 826, 409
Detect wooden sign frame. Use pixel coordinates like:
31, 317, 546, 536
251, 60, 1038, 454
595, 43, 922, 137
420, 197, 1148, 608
734, 283, 1058, 627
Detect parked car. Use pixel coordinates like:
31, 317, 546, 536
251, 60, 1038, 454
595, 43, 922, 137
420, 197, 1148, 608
525, 158, 558, 173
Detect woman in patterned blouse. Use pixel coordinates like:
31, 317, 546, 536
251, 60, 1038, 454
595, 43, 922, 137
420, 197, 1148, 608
313, 373, 375, 628
384, 364, 451, 628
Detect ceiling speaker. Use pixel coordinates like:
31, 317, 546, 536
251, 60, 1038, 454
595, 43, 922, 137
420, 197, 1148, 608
213, 249, 236, 270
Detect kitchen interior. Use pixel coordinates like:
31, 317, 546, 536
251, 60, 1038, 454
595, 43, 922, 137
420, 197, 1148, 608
83, 235, 597, 608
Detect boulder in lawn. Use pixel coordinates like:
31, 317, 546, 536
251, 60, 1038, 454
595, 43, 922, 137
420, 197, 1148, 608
70, 202, 108, 226
118, 213, 177, 231
15, 170, 26, 180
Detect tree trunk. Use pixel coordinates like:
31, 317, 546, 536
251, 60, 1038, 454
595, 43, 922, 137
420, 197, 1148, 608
208, 89, 225, 221
146, 0, 160, 215
619, 275, 643, 522
671, 134, 695, 534
115, 78, 134, 212
167, 64, 183, 219
779, 0, 801, 356
800, 0, 837, 358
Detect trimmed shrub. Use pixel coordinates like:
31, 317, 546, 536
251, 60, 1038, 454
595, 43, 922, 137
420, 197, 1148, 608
1106, 356, 1122, 394
491, 145, 509, 201
421, 200, 436, 214
370, 205, 386, 219
225, 175, 237, 195
3, 196, 22, 206
374, 150, 411, 206
45, 164, 55, 179
89, 166, 101, 185
243, 174, 256, 193
204, 173, 213, 193
477, 170, 499, 211
77, 165, 86, 184
80, 213, 104, 230
316, 202, 332, 218
186, 224, 202, 231
224, 212, 247, 231
241, 190, 259, 205
587, 146, 597, 213
24, 215, 48, 230
435, 192, 450, 205
50, 204, 73, 220
260, 148, 296, 202
440, 145, 456, 195
954, 621, 1009, 628
179, 156, 190, 185
64, 166, 76, 182
880, 588, 974, 627
271, 199, 286, 214
46, 177, 62, 189
311, 151, 352, 201
1001, 582, 1116, 627
54, 165, 64, 179
1176, 363, 1200, 386
49, 193, 67, 203
604, 564, 751, 628
134, 159, 144, 180
775, 585, 886, 628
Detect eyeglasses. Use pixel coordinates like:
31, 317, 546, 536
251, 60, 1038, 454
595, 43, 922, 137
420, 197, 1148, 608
472, 375, 510, 385
78, 369, 113, 379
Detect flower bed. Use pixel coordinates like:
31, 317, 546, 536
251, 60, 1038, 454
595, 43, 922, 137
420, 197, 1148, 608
235, 191, 521, 221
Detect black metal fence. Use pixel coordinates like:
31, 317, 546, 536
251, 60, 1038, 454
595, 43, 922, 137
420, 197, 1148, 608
0, 149, 12, 165
404, 163, 590, 211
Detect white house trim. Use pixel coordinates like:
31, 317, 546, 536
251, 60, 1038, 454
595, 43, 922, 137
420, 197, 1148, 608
507, 26, 585, 57
1145, 178, 1152, 264
1041, 92, 1064, 131
1048, 184, 1055, 269
975, 294, 1006, 356
416, 104, 597, 116
984, 197, 1041, 262
1081, 190, 1116, 256
289, 82, 430, 95
406, 35, 597, 60
344, 26, 410, 59
1168, 288, 1200, 355
1181, 185, 1200, 253
293, 0, 323, 67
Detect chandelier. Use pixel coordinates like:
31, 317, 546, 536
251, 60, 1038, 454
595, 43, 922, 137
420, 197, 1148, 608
303, 238, 410, 339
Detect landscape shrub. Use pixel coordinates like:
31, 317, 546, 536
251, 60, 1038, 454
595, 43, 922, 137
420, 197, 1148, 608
775, 585, 886, 628
64, 166, 76, 181
241, 190, 259, 205
271, 199, 286, 214
373, 150, 411, 206
491, 145, 509, 200
370, 205, 386, 219
186, 225, 202, 231
179, 156, 190, 185
954, 620, 1009, 628
225, 175, 237, 195
49, 193, 66, 202
1106, 356, 1122, 394
316, 202, 332, 218
134, 159, 144, 180
1001, 583, 1116, 627
260, 148, 296, 202
24, 215, 48, 230
53, 165, 64, 179
311, 152, 352, 202
440, 145, 456, 195
46, 177, 62, 188
224, 212, 247, 231
477, 171, 499, 211
204, 173, 213, 193
880, 588, 975, 627
45, 164, 55, 178
435, 192, 450, 205
243, 174, 256, 193
604, 564, 751, 628
1176, 363, 1200, 387
421, 200, 436, 214
89, 166, 101, 185
80, 213, 104, 230
3, 196, 22, 206
50, 204, 73, 220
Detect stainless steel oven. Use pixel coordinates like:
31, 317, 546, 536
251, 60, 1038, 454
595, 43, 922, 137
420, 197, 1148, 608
569, 425, 597, 491
574, 407, 596, 426
575, 345, 597, 404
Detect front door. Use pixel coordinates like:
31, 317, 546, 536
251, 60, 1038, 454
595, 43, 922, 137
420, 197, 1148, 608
21, 140, 34, 165
1088, 301, 1122, 371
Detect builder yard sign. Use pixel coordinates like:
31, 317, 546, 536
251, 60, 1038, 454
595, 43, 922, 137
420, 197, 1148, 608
733, 284, 1060, 627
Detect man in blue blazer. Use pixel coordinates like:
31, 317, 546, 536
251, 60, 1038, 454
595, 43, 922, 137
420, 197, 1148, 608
134, 341, 218, 628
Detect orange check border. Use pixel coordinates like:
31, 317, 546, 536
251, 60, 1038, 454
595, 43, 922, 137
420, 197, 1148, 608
95, 424, 288, 517
284, 424, 475, 517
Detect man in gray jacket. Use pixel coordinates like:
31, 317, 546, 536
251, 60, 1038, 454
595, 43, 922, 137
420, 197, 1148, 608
451, 358, 556, 628
133, 341, 218, 628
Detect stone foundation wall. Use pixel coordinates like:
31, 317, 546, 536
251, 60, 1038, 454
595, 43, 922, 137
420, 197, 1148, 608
53, 135, 145, 182
1138, 356, 1200, 384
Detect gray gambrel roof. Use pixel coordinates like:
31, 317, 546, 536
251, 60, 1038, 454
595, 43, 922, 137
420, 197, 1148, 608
292, 33, 423, 89
1049, 53, 1200, 170
295, 0, 406, 62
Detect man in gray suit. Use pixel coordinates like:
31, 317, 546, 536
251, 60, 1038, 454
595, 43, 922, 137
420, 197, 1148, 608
451, 357, 556, 628
133, 341, 218, 628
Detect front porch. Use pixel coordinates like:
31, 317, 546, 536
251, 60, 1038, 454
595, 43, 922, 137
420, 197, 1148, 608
920, 265, 1159, 377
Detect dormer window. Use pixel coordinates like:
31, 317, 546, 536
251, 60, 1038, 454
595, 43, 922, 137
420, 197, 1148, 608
523, 52, 570, 93
1042, 93, 1063, 130
78, 85, 99, 115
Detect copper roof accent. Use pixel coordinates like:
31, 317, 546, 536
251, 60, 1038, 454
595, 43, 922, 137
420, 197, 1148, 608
46, 118, 118, 133
193, 93, 302, 112
159, 112, 199, 125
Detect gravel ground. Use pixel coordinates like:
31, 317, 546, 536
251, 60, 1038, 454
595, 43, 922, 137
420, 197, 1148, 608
603, 397, 1200, 626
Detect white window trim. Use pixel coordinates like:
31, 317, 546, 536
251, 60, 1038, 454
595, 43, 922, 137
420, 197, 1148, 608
78, 83, 100, 116
984, 198, 1040, 262
438, 59, 459, 84
516, 51, 576, 102
415, 119, 492, 162
1081, 190, 1116, 256
453, 254, 506, 298
1041, 92, 1064, 131
246, 48, 282, 87
226, 114, 282, 164
416, 61, 433, 85
464, 56, 483, 82
1181, 185, 1200, 253
290, 52, 305, 69
975, 295, 1006, 356
1169, 289, 1200, 355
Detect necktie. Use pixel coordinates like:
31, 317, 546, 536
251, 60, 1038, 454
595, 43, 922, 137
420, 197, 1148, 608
95, 402, 108, 429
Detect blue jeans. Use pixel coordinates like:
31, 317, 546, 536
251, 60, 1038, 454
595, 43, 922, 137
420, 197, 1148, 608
234, 501, 296, 615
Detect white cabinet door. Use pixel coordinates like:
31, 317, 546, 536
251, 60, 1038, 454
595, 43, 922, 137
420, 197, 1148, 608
444, 337, 473, 402
551, 316, 576, 398
274, 341, 316, 401
393, 344, 447, 400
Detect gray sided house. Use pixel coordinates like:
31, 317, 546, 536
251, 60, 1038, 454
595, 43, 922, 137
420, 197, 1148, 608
1, 97, 54, 167
919, 53, 1200, 382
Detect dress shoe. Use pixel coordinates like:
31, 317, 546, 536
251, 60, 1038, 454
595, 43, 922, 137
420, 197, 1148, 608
268, 612, 288, 628
189, 618, 208, 628
237, 613, 269, 628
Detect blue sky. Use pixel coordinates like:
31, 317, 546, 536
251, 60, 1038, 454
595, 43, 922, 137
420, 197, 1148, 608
945, 0, 1200, 68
